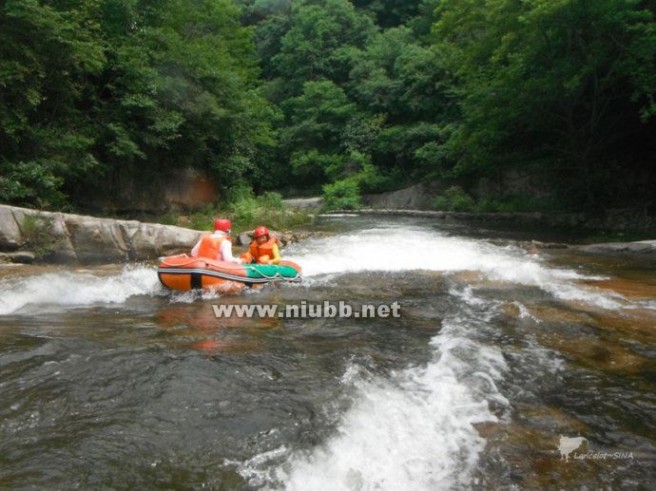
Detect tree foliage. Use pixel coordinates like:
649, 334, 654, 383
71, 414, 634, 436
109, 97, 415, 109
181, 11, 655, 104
1, 0, 273, 208
2, 0, 655, 212
433, 0, 656, 208
0, 0, 105, 206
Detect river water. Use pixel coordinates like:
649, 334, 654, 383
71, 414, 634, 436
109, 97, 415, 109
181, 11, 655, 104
1, 215, 655, 490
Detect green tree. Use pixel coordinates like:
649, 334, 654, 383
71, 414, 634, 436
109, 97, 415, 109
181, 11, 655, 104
348, 27, 456, 183
271, 0, 376, 95
254, 1, 461, 193
352, 0, 424, 28
0, 0, 105, 207
283, 79, 357, 183
434, 0, 656, 208
92, 0, 273, 197
1, 0, 275, 208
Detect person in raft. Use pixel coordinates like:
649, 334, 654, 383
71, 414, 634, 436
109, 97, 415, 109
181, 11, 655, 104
241, 226, 281, 265
190, 218, 243, 263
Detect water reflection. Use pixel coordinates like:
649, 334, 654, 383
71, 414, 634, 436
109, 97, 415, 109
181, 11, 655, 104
154, 301, 276, 355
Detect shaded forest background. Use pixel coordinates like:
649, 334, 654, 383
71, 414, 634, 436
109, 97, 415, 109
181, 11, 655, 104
1, 0, 655, 214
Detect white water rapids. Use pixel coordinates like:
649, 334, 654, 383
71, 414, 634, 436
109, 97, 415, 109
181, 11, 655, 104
0, 218, 648, 490
0, 222, 618, 315
229, 221, 641, 490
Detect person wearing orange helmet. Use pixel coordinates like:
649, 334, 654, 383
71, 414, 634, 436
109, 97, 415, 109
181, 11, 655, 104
242, 226, 281, 265
190, 218, 242, 263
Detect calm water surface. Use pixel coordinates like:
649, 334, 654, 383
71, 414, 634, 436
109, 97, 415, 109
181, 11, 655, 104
1, 216, 655, 489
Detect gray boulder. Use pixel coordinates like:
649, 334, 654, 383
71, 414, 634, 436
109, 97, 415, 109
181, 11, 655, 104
577, 240, 656, 255
0, 204, 202, 264
0, 206, 24, 250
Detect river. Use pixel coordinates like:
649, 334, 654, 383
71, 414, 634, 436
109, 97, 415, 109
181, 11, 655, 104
1, 215, 655, 489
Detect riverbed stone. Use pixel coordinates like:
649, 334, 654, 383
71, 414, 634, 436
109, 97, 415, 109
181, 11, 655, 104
152, 224, 202, 258
237, 232, 252, 246
0, 251, 36, 264
0, 206, 23, 249
65, 215, 131, 262
48, 213, 78, 263
282, 197, 323, 210
577, 240, 656, 255
130, 223, 161, 260
116, 220, 141, 258
0, 204, 205, 263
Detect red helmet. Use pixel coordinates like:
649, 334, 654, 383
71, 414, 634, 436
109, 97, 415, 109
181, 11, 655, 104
214, 218, 232, 233
253, 226, 269, 239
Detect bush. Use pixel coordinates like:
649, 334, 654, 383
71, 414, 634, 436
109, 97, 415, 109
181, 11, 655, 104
477, 194, 564, 212
322, 179, 361, 211
259, 191, 284, 209
182, 188, 311, 233
228, 192, 259, 225
345, 151, 387, 193
434, 186, 476, 212
0, 160, 66, 209
21, 214, 55, 259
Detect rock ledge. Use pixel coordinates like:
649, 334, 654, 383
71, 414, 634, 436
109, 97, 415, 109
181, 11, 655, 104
0, 205, 201, 264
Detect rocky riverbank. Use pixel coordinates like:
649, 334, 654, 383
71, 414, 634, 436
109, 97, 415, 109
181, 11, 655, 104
2, 204, 655, 264
0, 205, 313, 265
0, 205, 203, 264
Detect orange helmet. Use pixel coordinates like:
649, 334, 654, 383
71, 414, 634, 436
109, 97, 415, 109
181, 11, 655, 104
214, 218, 232, 233
253, 226, 269, 239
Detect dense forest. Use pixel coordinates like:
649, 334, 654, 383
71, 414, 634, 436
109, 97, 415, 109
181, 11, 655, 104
1, 0, 655, 213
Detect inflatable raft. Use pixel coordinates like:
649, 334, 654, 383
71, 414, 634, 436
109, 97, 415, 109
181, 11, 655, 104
157, 254, 302, 292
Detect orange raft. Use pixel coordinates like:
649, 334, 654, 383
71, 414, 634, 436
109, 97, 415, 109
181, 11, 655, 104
157, 254, 302, 292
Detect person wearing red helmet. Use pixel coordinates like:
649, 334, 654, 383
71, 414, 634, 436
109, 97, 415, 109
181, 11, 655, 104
190, 218, 242, 263
242, 225, 281, 265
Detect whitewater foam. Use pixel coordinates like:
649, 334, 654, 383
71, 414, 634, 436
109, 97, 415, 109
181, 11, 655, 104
0, 265, 162, 315
286, 225, 630, 312
233, 288, 510, 490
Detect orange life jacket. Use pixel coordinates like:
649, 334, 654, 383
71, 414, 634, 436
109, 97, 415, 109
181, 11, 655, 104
248, 237, 278, 264
197, 234, 225, 260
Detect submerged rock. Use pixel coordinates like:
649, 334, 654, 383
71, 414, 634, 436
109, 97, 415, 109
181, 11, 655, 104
0, 251, 36, 264
577, 240, 656, 255
235, 229, 321, 247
